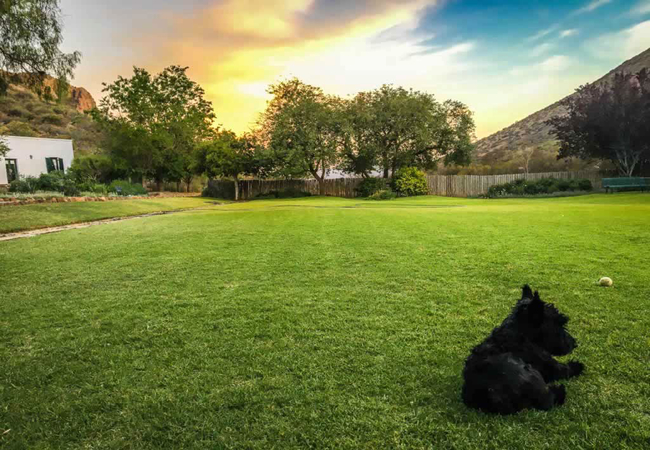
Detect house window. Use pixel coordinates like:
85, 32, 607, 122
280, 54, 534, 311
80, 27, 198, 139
45, 157, 65, 173
5, 158, 18, 182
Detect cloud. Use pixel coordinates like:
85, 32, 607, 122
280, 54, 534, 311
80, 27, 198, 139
560, 29, 579, 38
587, 20, 650, 60
631, 0, 650, 15
575, 0, 613, 14
527, 26, 558, 42
132, 0, 472, 132
540, 55, 572, 72
530, 42, 555, 57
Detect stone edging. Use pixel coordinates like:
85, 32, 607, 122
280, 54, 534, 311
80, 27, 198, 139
0, 192, 200, 207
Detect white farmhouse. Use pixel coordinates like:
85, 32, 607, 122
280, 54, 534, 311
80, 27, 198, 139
0, 136, 74, 185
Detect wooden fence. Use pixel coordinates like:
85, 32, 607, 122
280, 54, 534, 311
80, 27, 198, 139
207, 171, 602, 200
426, 171, 603, 198
207, 178, 365, 200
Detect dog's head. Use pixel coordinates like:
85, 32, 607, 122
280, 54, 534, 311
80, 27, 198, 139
515, 285, 577, 356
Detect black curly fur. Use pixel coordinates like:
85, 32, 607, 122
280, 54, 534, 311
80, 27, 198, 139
461, 285, 584, 414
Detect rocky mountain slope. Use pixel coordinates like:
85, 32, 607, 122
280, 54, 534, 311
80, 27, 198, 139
475, 47, 650, 164
0, 75, 101, 154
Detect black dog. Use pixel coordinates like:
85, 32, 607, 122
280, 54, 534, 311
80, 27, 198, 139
462, 285, 584, 414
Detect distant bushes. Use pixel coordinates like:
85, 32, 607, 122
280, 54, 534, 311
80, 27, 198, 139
9, 172, 80, 196
255, 189, 313, 199
368, 189, 396, 200
8, 172, 147, 197
487, 177, 593, 198
355, 178, 388, 197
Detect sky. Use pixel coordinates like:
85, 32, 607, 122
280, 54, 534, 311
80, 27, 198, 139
58, 0, 650, 139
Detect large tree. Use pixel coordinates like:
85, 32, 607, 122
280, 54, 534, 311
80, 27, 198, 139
339, 85, 475, 178
259, 78, 339, 195
336, 92, 377, 178
547, 70, 650, 177
193, 130, 260, 201
0, 0, 80, 95
92, 66, 216, 189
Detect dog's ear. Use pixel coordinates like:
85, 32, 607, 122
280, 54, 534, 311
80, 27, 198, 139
521, 284, 533, 300
528, 290, 545, 326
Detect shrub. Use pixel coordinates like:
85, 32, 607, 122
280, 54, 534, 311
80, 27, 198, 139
487, 177, 595, 198
391, 167, 428, 197
256, 189, 312, 199
78, 182, 109, 194
557, 180, 573, 192
9, 176, 39, 193
41, 113, 65, 125
368, 189, 396, 200
8, 106, 28, 117
1, 120, 38, 137
62, 179, 80, 197
355, 178, 388, 197
578, 179, 593, 191
69, 154, 116, 184
34, 172, 84, 196
109, 180, 148, 196
37, 171, 66, 191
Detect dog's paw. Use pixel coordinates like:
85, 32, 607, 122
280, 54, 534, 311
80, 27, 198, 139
568, 361, 584, 377
550, 384, 566, 405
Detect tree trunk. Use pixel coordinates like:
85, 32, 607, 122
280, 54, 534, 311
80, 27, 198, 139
382, 151, 390, 178
156, 180, 162, 192
615, 146, 641, 177
233, 177, 239, 201
309, 170, 326, 196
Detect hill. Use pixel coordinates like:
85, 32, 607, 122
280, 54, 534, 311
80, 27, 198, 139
0, 74, 101, 155
475, 47, 650, 166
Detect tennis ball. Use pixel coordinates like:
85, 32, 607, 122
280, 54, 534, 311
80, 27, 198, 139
599, 277, 613, 287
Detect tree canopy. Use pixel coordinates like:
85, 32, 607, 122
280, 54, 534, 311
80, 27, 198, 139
92, 66, 216, 188
547, 70, 650, 177
0, 0, 80, 95
192, 130, 261, 200
338, 85, 475, 178
259, 78, 339, 194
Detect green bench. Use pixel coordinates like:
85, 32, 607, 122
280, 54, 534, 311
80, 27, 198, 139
602, 177, 648, 193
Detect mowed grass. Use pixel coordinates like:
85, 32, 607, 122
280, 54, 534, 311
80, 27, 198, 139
0, 197, 217, 233
1, 194, 649, 449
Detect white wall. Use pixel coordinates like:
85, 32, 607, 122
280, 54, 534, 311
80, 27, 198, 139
0, 136, 74, 184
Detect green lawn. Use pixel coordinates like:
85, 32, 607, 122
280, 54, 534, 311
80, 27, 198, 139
1, 194, 649, 449
0, 197, 217, 233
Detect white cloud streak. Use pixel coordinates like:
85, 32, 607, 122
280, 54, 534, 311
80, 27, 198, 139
530, 42, 554, 57
560, 29, 579, 38
527, 26, 558, 42
575, 0, 613, 15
